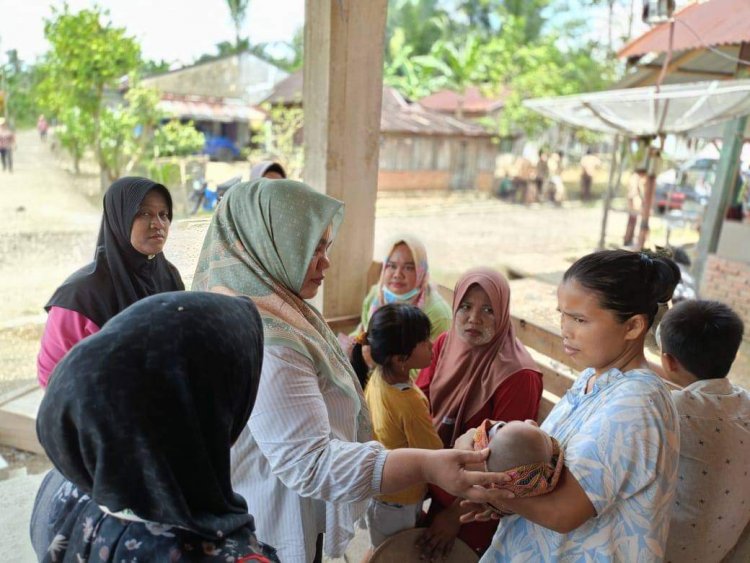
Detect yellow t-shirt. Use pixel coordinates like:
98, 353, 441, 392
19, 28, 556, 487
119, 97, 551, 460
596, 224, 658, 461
364, 370, 443, 504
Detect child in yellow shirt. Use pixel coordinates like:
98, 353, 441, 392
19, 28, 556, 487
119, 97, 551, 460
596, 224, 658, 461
353, 303, 443, 551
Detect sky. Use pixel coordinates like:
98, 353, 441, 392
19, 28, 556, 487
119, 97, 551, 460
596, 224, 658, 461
0, 0, 305, 66
0, 0, 695, 68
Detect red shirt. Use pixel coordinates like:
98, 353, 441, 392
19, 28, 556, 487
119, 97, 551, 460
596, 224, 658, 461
415, 332, 543, 555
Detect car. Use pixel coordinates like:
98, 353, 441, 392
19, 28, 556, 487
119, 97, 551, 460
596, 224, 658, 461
203, 135, 240, 162
654, 157, 714, 214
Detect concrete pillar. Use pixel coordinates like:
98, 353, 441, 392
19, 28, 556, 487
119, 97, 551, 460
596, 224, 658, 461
303, 0, 388, 318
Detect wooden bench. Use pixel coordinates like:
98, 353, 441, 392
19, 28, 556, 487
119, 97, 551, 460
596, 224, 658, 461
0, 383, 44, 454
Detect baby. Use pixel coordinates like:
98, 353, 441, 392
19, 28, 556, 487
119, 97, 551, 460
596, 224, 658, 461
460, 420, 564, 513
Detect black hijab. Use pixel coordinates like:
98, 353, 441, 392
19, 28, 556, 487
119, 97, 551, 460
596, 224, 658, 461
45, 177, 184, 327
249, 160, 287, 180
37, 291, 264, 538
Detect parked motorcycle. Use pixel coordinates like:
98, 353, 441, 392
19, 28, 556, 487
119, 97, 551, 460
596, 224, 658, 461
189, 176, 242, 214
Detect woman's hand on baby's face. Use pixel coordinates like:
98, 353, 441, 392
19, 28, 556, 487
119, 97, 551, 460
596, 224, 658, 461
422, 449, 513, 500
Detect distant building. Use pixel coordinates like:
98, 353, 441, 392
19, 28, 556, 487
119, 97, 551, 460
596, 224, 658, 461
265, 71, 497, 191
142, 53, 287, 147
419, 86, 506, 120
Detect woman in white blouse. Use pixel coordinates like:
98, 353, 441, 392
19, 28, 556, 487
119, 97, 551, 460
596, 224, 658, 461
192, 178, 506, 563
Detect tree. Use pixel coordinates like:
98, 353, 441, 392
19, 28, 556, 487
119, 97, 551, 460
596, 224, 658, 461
152, 120, 205, 157
37, 5, 141, 187
253, 104, 304, 179
226, 0, 250, 51
450, 0, 552, 42
55, 107, 94, 174
385, 0, 448, 61
413, 33, 488, 117
383, 28, 438, 100
97, 85, 164, 181
141, 58, 171, 75
0, 49, 42, 127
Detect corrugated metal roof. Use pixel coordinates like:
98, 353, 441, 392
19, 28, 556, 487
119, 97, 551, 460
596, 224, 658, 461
263, 70, 492, 137
157, 94, 266, 123
381, 88, 491, 137
263, 71, 303, 105
619, 0, 750, 58
419, 86, 506, 114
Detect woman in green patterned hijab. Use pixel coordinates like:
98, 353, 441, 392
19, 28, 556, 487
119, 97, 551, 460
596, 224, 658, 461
192, 178, 511, 562
192, 177, 362, 407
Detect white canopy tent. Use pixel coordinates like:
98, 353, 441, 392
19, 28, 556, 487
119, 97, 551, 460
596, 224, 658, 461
523, 79, 750, 258
524, 79, 750, 137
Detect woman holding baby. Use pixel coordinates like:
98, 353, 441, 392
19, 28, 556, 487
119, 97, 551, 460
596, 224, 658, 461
464, 250, 682, 562
415, 267, 543, 557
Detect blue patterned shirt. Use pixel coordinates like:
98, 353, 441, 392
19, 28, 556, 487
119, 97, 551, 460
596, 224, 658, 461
481, 368, 680, 563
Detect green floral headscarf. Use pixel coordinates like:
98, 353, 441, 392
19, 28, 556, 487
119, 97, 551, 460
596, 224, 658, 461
192, 179, 369, 433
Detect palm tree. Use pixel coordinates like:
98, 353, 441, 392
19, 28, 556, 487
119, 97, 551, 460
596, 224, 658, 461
226, 0, 250, 51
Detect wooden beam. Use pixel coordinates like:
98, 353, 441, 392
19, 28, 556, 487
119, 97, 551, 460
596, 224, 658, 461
642, 68, 735, 81
302, 0, 388, 318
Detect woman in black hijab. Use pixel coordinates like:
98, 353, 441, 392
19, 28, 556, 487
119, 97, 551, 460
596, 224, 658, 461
37, 177, 184, 388
30, 291, 278, 562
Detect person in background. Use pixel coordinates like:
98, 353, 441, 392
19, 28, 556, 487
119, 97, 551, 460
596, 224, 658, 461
250, 160, 287, 180
657, 300, 750, 562
546, 151, 566, 205
37, 114, 49, 142
533, 150, 549, 203
30, 292, 279, 562
0, 118, 16, 173
579, 149, 600, 201
624, 168, 647, 247
37, 177, 184, 388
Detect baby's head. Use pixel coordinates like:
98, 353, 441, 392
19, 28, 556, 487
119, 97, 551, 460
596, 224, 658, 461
486, 420, 554, 473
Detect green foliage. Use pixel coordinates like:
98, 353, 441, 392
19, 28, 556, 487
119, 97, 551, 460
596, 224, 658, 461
97, 85, 166, 180
152, 120, 205, 158
386, 0, 448, 58
98, 106, 138, 181
0, 50, 42, 127
383, 28, 435, 100
37, 5, 140, 116
35, 5, 141, 184
141, 59, 171, 76
384, 1, 616, 137
413, 33, 488, 109
252, 104, 303, 179
226, 0, 250, 48
55, 107, 95, 173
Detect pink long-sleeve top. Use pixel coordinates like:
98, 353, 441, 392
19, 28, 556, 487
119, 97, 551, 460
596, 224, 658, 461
37, 306, 100, 388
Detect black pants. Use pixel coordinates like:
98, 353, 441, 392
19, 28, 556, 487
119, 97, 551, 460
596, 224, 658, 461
0, 148, 12, 172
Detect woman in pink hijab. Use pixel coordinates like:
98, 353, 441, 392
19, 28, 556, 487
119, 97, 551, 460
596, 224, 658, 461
416, 268, 542, 558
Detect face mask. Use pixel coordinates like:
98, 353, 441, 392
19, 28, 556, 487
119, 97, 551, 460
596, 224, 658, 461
383, 286, 420, 304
